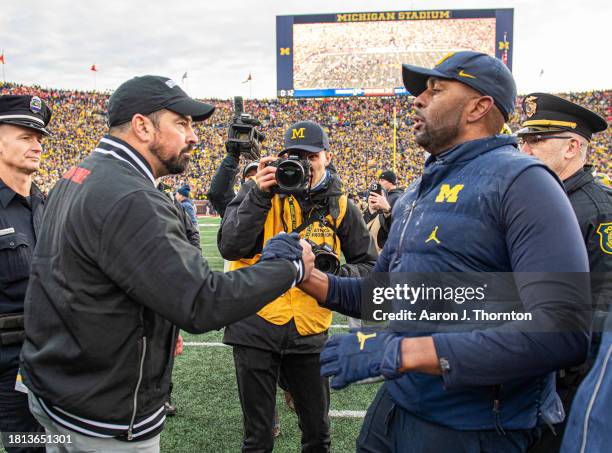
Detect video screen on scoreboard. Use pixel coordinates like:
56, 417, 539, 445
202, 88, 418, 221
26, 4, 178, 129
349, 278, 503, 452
293, 19, 495, 90
276, 9, 514, 97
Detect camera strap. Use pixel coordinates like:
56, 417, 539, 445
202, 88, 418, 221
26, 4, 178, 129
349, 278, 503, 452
290, 198, 341, 253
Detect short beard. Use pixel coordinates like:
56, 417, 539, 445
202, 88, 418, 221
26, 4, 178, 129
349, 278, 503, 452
150, 142, 192, 175
415, 103, 464, 155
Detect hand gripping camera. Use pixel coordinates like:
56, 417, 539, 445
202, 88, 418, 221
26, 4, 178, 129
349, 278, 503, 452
307, 240, 340, 275
226, 96, 265, 161
269, 152, 311, 195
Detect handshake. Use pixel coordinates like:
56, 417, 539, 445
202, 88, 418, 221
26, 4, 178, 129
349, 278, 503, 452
260, 232, 315, 284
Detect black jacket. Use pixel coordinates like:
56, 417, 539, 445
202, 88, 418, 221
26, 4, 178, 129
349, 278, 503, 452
564, 165, 612, 323
20, 135, 299, 440
207, 153, 240, 218
217, 173, 377, 351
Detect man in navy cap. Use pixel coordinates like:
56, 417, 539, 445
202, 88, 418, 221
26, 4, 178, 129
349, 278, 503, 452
20, 76, 314, 452
298, 52, 592, 452
218, 120, 377, 452
516, 93, 611, 452
175, 184, 197, 226
0, 94, 51, 452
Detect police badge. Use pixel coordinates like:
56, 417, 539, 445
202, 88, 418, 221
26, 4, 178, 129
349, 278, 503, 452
524, 96, 538, 118
596, 223, 612, 255
30, 96, 42, 114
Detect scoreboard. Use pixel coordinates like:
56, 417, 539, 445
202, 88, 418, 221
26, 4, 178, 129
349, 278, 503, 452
276, 9, 514, 98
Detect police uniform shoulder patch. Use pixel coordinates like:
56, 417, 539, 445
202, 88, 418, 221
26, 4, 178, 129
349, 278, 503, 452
524, 96, 538, 118
596, 222, 612, 254
30, 96, 42, 113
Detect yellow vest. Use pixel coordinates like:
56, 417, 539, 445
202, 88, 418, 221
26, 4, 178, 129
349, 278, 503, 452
229, 194, 348, 335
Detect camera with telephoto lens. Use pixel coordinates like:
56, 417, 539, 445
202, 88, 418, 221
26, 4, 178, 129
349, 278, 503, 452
226, 96, 265, 161
307, 240, 340, 275
268, 152, 311, 194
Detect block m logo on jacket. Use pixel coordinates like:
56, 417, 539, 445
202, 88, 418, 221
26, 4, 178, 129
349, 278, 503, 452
435, 184, 464, 203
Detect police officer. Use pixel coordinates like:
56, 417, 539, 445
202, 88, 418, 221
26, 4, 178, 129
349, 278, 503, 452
516, 93, 612, 452
0, 95, 51, 452
218, 120, 377, 452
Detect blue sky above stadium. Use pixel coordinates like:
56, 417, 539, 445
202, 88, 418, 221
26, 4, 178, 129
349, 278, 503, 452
1, 0, 609, 98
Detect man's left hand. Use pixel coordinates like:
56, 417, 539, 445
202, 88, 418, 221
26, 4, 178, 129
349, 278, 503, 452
320, 331, 403, 389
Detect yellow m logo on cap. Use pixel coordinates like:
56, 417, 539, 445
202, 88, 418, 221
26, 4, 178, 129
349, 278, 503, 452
280, 47, 291, 55
291, 128, 305, 139
435, 184, 464, 203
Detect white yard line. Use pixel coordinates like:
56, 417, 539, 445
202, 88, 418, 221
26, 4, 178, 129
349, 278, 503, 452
329, 410, 366, 418
184, 341, 230, 347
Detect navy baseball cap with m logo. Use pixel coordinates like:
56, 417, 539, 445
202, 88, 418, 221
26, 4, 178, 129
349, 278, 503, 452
402, 51, 517, 120
281, 120, 330, 154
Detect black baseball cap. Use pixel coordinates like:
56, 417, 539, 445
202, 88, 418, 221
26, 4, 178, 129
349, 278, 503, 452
402, 51, 517, 121
107, 75, 215, 127
379, 170, 397, 185
281, 121, 330, 154
517, 93, 608, 140
0, 95, 52, 135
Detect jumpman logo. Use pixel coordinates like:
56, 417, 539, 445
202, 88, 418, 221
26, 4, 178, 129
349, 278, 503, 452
356, 332, 377, 350
426, 226, 441, 244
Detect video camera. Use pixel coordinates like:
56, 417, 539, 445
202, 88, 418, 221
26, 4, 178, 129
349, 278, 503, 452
226, 96, 265, 161
268, 152, 311, 195
307, 240, 340, 275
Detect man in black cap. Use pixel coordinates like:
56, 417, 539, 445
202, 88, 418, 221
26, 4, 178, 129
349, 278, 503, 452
218, 120, 377, 452
20, 76, 315, 452
516, 93, 612, 452
363, 169, 403, 251
298, 52, 592, 452
0, 94, 51, 452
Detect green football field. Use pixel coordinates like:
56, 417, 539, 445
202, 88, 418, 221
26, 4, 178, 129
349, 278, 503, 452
162, 217, 379, 452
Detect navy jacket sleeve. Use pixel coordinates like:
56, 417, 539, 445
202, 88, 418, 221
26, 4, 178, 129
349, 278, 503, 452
323, 233, 393, 317
432, 166, 591, 387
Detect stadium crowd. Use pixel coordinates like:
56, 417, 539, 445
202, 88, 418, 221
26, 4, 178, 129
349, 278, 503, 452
0, 82, 610, 204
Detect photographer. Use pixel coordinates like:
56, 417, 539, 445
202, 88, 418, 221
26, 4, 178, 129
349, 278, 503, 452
363, 170, 403, 251
218, 120, 377, 452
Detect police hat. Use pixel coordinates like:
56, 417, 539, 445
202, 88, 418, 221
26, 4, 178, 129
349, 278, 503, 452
517, 93, 608, 140
108, 75, 215, 127
0, 95, 52, 135
402, 51, 517, 121
281, 121, 330, 154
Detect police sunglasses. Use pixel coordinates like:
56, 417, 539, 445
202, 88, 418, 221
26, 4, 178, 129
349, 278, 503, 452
518, 135, 573, 146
